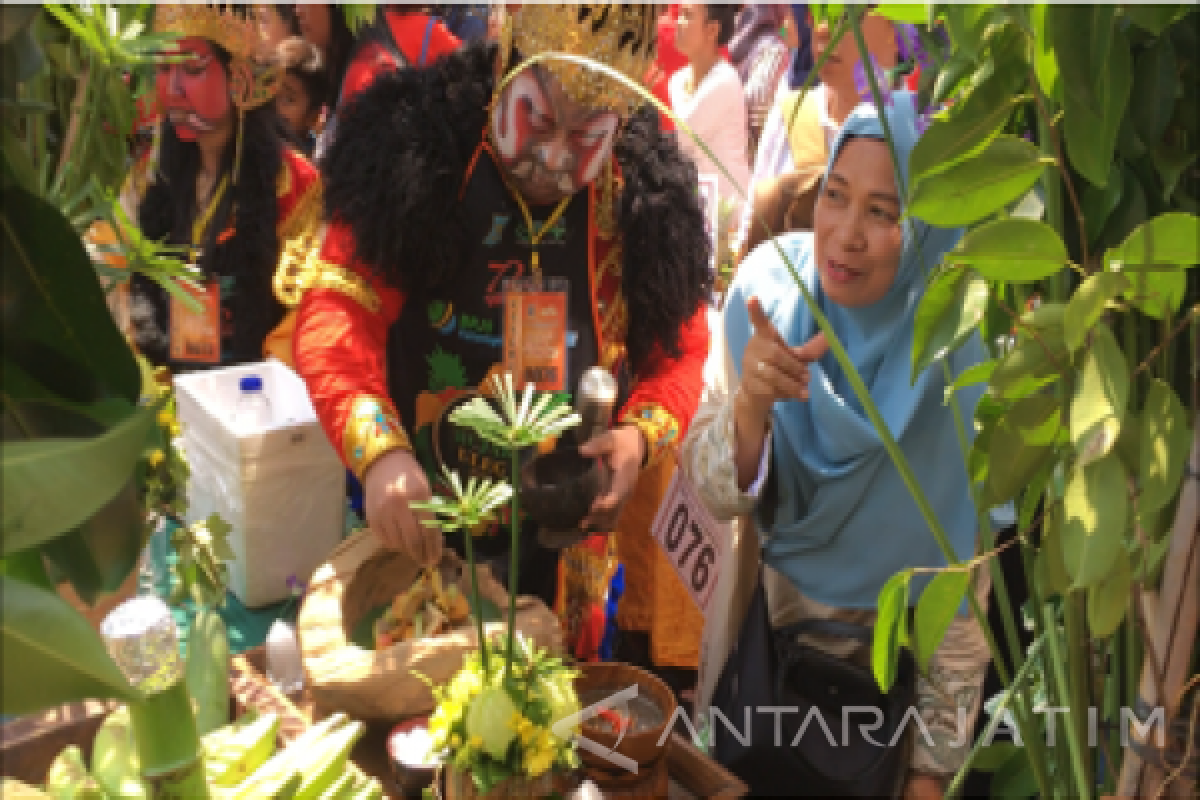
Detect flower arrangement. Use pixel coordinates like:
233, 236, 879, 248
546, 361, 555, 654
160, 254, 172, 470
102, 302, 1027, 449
412, 374, 585, 793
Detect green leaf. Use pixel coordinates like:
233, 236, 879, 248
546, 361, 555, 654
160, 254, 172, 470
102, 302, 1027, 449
908, 136, 1046, 227
1151, 144, 1197, 203
1058, 17, 1132, 188
0, 549, 52, 590
2, 185, 140, 404
1063, 271, 1130, 353
1130, 38, 1177, 150
1070, 325, 1129, 465
990, 306, 1070, 400
932, 51, 976, 108
0, 4, 39, 43
1018, 459, 1054, 535
1124, 4, 1190, 36
1109, 213, 1199, 319
1080, 166, 1124, 247
1, 575, 137, 714
940, 3, 990, 58
974, 741, 1020, 772
986, 396, 1057, 507
908, 71, 1020, 185
1139, 380, 1191, 513
1029, 4, 1060, 102
992, 741, 1039, 799
39, 480, 145, 605
1062, 455, 1129, 589
1087, 547, 1130, 638
1037, 504, 1073, 598
2, 402, 155, 555
911, 267, 989, 379
950, 219, 1067, 283
944, 359, 996, 403
872, 571, 910, 692
874, 4, 928, 24
914, 570, 969, 672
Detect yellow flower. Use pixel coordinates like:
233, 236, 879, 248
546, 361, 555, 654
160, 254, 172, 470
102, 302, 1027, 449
157, 409, 173, 429
147, 450, 165, 468
524, 747, 556, 778
468, 735, 484, 751
170, 421, 182, 438
449, 733, 462, 749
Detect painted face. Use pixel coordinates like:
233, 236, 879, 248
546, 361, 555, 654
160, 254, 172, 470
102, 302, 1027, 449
490, 66, 620, 206
814, 138, 905, 308
156, 37, 232, 142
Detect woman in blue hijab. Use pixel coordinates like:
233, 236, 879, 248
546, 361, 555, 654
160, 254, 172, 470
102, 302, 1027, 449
684, 93, 997, 797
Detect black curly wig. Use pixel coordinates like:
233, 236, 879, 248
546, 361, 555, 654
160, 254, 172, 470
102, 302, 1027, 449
320, 40, 712, 372
132, 42, 285, 367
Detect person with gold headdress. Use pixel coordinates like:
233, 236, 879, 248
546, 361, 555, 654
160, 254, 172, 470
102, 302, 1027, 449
112, 4, 322, 372
285, 4, 714, 673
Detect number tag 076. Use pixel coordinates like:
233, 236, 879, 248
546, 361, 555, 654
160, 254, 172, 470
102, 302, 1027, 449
650, 469, 723, 614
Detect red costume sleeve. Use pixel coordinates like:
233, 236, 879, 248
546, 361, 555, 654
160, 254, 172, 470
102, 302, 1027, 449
617, 304, 710, 467
292, 220, 410, 479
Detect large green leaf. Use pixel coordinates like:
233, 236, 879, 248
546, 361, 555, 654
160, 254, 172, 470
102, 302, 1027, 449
1070, 325, 1128, 466
874, 4, 928, 24
1062, 455, 1129, 589
1130, 38, 1177, 151
985, 396, 1057, 507
2, 401, 155, 555
872, 571, 910, 692
990, 305, 1070, 399
1056, 11, 1132, 188
908, 136, 1046, 227
1, 575, 138, 714
914, 570, 969, 672
950, 219, 1067, 283
1029, 4, 1060, 102
1063, 271, 1130, 353
1109, 212, 1199, 319
939, 3, 991, 58
39, 480, 145, 606
908, 71, 1021, 186
1081, 165, 1124, 246
1124, 4, 1192, 36
911, 267, 989, 379
1036, 504, 1073, 598
1138, 379, 1191, 513
1087, 547, 1130, 638
1, 185, 140, 404
1152, 144, 1197, 204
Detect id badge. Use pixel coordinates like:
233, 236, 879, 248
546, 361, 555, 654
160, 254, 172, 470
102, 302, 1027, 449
169, 279, 221, 364
502, 277, 568, 393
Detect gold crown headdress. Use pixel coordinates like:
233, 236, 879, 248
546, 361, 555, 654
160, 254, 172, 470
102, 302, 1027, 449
498, 4, 661, 115
153, 4, 281, 112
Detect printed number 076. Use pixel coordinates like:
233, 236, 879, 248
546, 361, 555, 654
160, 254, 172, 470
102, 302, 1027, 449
665, 507, 714, 592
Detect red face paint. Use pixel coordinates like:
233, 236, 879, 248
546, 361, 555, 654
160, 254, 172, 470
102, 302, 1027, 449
490, 67, 619, 205
156, 37, 231, 142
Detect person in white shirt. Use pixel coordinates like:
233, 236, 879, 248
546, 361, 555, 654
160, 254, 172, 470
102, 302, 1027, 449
669, 4, 752, 223
734, 9, 899, 260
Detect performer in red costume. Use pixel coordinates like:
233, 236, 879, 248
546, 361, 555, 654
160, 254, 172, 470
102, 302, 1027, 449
115, 4, 322, 372
296, 4, 459, 161
283, 5, 713, 662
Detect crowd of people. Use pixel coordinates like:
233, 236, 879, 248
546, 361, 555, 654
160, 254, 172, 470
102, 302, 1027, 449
109, 5, 997, 798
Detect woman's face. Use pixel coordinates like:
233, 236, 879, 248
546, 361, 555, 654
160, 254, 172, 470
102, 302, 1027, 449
814, 138, 905, 308
490, 65, 620, 206
812, 11, 897, 88
295, 4, 332, 56
156, 37, 233, 144
276, 73, 316, 137
251, 5, 292, 59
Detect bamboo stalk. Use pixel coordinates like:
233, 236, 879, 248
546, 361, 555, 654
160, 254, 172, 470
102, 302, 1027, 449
1044, 599, 1093, 800
1116, 419, 1200, 797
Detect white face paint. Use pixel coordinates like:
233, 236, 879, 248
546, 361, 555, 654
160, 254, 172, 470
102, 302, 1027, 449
490, 65, 620, 205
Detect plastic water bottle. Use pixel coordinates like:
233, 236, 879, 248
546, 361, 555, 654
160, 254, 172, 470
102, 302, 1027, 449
232, 375, 273, 431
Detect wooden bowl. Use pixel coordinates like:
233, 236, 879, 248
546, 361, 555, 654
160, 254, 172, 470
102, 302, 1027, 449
573, 663, 678, 772
520, 449, 608, 533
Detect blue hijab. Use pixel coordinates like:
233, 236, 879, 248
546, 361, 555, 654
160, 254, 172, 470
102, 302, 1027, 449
725, 94, 990, 609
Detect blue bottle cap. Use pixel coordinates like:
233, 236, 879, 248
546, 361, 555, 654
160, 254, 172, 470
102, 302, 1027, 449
240, 375, 263, 392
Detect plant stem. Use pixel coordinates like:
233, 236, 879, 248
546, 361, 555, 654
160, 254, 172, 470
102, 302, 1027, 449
1043, 599, 1093, 800
506, 450, 520, 679
1065, 591, 1095, 791
946, 632, 1048, 799
460, 519, 489, 675
1029, 69, 1089, 274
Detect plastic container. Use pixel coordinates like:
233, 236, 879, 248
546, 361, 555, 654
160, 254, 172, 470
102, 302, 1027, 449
174, 360, 344, 607
232, 375, 273, 431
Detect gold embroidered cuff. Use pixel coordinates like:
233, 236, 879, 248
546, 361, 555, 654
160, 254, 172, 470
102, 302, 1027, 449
275, 253, 381, 313
621, 403, 681, 469
344, 395, 412, 480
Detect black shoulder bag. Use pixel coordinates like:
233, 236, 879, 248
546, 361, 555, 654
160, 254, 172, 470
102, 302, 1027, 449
710, 575, 917, 797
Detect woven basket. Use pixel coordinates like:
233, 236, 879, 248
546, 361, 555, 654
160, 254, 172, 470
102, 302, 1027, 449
297, 530, 564, 721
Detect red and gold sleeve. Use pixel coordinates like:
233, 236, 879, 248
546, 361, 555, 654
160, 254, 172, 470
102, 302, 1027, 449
618, 304, 710, 468
291, 219, 409, 480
